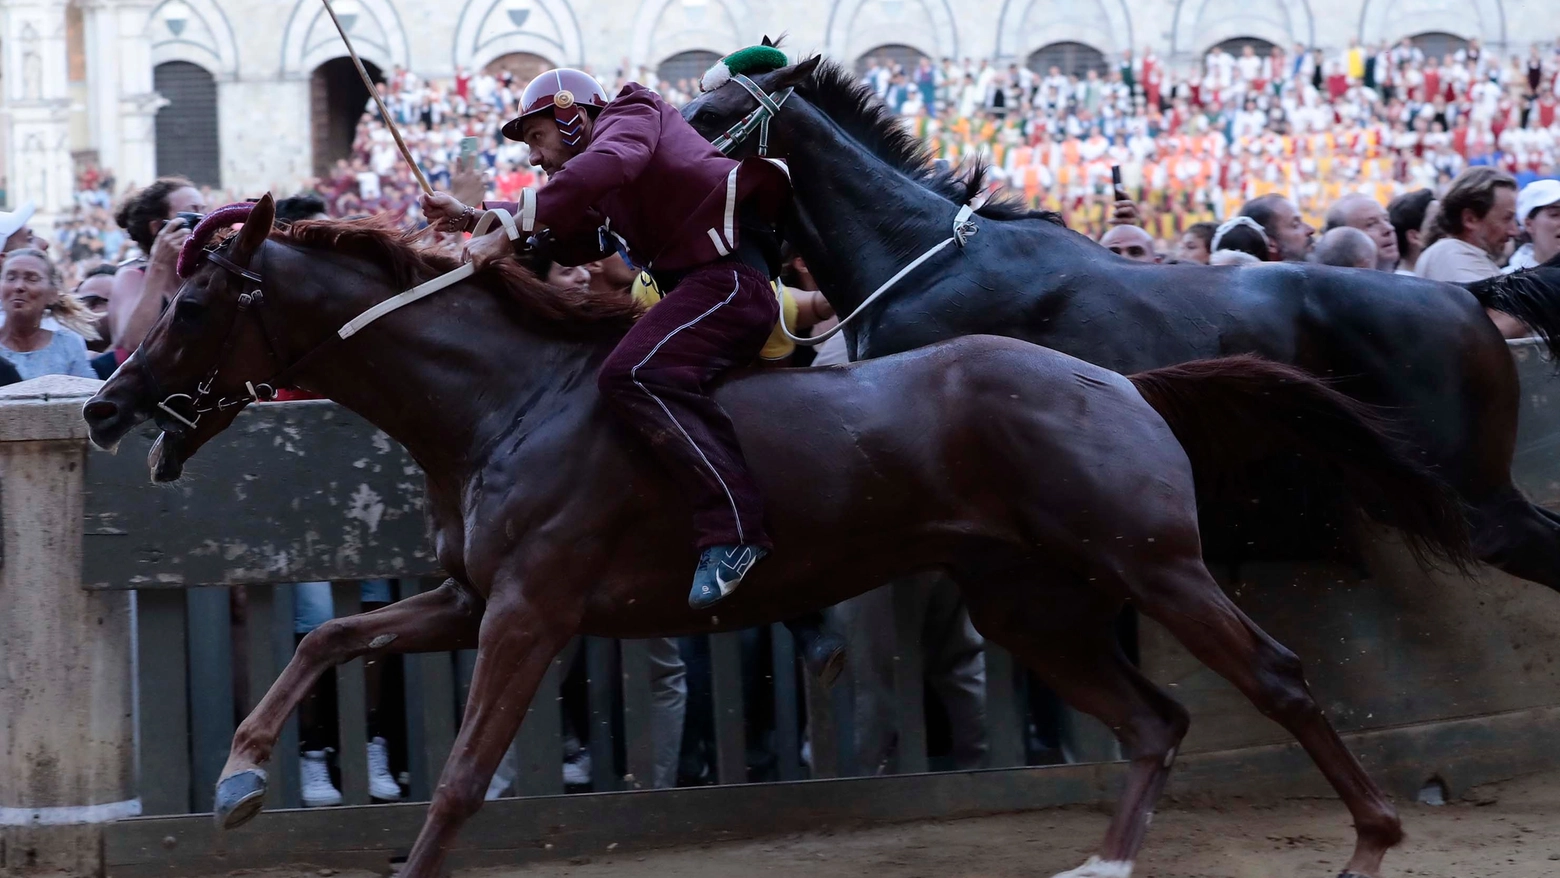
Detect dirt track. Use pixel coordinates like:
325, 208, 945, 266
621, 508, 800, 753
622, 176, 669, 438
474, 770, 1560, 878
194, 771, 1560, 878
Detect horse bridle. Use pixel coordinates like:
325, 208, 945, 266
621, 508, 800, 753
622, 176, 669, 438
143, 239, 300, 435
709, 74, 794, 157
705, 72, 980, 348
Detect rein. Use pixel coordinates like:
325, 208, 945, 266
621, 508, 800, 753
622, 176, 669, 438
148, 209, 522, 434
780, 203, 977, 347
711, 73, 980, 348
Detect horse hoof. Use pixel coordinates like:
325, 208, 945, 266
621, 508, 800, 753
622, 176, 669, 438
214, 768, 268, 830
1050, 855, 1134, 877
804, 631, 847, 686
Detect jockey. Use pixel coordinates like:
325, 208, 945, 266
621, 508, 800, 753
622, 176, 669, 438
421, 52, 792, 610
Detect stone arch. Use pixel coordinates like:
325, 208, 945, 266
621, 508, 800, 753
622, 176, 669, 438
996, 0, 1131, 61
826, 0, 957, 62
1212, 35, 1278, 55
453, 0, 583, 71
657, 49, 721, 85
146, 0, 239, 80
483, 51, 556, 80
1171, 0, 1312, 63
280, 0, 409, 79
1408, 31, 1469, 60
629, 0, 751, 69
1025, 41, 1110, 77
856, 43, 930, 74
1357, 0, 1505, 49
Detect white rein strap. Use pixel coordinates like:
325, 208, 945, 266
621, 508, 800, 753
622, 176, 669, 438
338, 208, 524, 340
781, 202, 978, 347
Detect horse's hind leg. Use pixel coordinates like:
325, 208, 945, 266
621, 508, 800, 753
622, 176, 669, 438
216, 579, 482, 828
1470, 486, 1560, 589
964, 575, 1188, 878
1124, 554, 1401, 878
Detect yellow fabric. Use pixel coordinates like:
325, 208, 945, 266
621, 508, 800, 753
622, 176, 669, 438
630, 271, 798, 361
630, 272, 662, 309
764, 284, 799, 361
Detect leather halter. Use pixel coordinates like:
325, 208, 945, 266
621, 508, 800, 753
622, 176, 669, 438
710, 74, 794, 157
145, 239, 297, 435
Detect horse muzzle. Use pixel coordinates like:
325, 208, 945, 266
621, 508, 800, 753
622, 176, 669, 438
82, 393, 144, 454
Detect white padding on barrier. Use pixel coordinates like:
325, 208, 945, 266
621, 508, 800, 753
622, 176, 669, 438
0, 797, 142, 825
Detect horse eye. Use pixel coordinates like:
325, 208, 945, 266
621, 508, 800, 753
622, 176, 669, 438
174, 298, 206, 322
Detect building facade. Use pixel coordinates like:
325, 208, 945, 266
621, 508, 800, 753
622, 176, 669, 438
2, 0, 1557, 213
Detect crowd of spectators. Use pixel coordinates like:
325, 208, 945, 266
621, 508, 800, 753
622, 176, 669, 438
293, 38, 1560, 249
865, 38, 1560, 242
7, 37, 1560, 387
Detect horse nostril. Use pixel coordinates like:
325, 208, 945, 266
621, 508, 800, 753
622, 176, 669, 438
83, 399, 119, 424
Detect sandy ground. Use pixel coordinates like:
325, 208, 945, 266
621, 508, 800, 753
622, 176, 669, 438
116, 770, 1560, 878
473, 770, 1560, 878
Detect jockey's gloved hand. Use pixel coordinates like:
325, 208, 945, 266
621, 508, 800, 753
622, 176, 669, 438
529, 229, 562, 259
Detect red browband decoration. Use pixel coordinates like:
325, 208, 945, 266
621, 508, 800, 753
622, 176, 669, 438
176, 202, 258, 279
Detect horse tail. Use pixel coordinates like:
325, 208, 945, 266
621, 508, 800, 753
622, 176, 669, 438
1127, 355, 1473, 571
1463, 252, 1560, 360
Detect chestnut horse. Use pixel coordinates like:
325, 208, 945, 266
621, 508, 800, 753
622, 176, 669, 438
84, 195, 1468, 878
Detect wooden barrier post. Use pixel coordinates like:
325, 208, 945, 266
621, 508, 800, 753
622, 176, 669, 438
0, 377, 136, 872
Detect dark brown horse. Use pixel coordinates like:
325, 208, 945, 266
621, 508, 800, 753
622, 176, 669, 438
682, 56, 1560, 585
83, 195, 1469, 878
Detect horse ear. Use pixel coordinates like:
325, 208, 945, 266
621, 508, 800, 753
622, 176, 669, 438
776, 54, 822, 89
234, 193, 274, 264
761, 35, 774, 47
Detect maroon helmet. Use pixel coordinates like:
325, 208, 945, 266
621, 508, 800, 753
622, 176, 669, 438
501, 68, 610, 146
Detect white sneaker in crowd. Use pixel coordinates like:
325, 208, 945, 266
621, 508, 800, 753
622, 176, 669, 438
563, 749, 592, 786
561, 734, 592, 786
368, 736, 403, 801
300, 749, 343, 807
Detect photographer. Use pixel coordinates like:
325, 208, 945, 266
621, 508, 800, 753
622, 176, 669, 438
108, 178, 207, 355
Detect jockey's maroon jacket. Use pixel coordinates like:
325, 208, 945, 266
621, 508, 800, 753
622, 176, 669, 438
485, 83, 790, 272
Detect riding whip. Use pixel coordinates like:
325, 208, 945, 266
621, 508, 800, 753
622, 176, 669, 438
319, 0, 433, 197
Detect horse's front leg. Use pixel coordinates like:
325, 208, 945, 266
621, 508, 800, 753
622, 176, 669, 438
400, 581, 580, 878
216, 580, 483, 828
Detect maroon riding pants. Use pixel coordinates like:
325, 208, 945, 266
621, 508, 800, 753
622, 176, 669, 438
597, 262, 778, 550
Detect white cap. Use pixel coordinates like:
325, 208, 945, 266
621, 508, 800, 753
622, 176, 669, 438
0, 201, 36, 242
1517, 179, 1560, 230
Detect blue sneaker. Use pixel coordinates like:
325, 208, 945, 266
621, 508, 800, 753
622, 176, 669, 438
688, 544, 768, 610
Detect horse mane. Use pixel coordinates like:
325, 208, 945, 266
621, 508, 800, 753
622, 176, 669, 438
798, 60, 1063, 226
271, 217, 640, 338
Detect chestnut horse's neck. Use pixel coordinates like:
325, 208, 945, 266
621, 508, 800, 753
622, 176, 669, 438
262, 240, 612, 484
